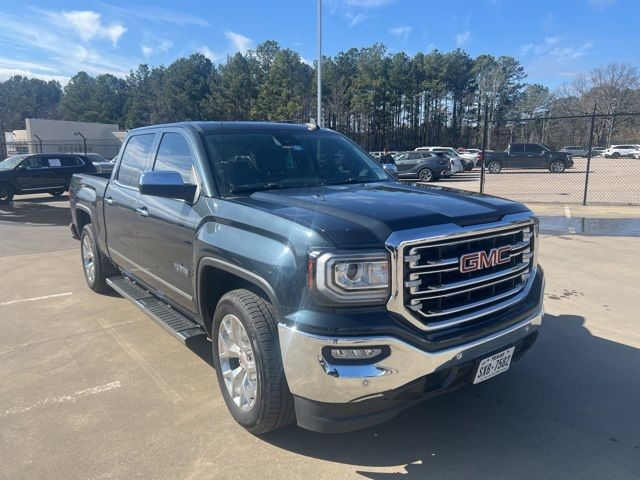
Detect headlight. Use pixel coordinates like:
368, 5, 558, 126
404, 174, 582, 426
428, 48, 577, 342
310, 251, 390, 304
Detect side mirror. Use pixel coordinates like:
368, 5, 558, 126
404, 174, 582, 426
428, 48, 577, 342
138, 171, 197, 203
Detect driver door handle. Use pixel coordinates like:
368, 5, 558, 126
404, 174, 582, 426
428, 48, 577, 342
104, 197, 113, 205
136, 206, 149, 217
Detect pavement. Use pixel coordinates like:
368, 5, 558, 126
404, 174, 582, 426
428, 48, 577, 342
1, 194, 639, 480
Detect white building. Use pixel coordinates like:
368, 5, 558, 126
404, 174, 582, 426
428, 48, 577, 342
4, 119, 125, 158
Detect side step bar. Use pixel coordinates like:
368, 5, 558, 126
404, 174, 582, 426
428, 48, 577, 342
107, 276, 207, 346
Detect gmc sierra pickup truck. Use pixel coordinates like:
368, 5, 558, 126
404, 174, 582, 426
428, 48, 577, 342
70, 121, 544, 434
483, 143, 573, 173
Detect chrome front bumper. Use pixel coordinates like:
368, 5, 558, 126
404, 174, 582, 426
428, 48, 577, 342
278, 306, 543, 404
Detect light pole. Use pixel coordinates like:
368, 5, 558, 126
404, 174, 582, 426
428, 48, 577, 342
33, 133, 43, 154
317, 0, 322, 127
74, 132, 87, 154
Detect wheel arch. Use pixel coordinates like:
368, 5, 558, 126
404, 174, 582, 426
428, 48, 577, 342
75, 205, 93, 233
197, 257, 281, 336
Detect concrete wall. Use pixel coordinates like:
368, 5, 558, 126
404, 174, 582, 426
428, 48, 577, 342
25, 119, 123, 158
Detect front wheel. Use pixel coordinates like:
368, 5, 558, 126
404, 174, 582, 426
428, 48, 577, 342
212, 289, 294, 435
549, 160, 566, 173
0, 183, 14, 203
418, 168, 437, 182
487, 161, 502, 174
611, 152, 620, 158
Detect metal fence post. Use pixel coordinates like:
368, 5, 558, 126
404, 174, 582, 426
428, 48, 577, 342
582, 104, 597, 206
480, 103, 489, 194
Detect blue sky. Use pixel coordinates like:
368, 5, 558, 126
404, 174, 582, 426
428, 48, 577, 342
0, 0, 637, 88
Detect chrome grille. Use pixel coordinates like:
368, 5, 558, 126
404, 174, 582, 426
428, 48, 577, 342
399, 221, 536, 331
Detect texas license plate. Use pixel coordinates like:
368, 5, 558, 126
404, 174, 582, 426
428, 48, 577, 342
473, 347, 515, 384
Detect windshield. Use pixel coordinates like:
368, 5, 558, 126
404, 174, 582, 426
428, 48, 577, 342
203, 131, 391, 195
0, 155, 28, 171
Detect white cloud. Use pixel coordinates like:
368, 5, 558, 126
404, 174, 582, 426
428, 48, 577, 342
588, 0, 616, 9
102, 4, 210, 26
456, 31, 471, 47
198, 46, 220, 62
389, 26, 412, 43
347, 13, 367, 27
344, 0, 394, 6
0, 68, 70, 84
225, 31, 253, 53
51, 10, 126, 46
141, 40, 173, 58
520, 36, 592, 60
0, 12, 134, 78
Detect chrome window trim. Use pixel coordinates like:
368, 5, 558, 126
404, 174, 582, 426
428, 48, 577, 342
385, 212, 538, 332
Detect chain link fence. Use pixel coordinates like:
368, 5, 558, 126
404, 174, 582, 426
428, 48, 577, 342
1, 138, 122, 160
436, 111, 640, 206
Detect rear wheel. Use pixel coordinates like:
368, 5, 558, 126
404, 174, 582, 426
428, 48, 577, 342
487, 161, 502, 174
418, 168, 436, 182
0, 183, 14, 203
80, 224, 111, 293
549, 160, 566, 173
212, 289, 294, 435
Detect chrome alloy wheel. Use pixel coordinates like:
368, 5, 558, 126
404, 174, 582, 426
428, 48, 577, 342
81, 235, 96, 284
218, 314, 258, 412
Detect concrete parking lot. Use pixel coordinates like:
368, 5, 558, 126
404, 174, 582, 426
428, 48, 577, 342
1, 194, 639, 480
436, 157, 640, 206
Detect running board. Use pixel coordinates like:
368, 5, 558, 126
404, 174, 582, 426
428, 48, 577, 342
106, 276, 206, 346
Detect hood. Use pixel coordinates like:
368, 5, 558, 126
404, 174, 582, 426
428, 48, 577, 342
228, 182, 530, 248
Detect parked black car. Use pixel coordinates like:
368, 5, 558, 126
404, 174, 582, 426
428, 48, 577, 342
0, 153, 102, 203
483, 143, 574, 173
394, 151, 450, 182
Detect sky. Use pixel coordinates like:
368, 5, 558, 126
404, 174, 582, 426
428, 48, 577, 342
0, 0, 638, 89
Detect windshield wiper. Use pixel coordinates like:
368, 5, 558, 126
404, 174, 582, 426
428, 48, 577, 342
229, 181, 323, 194
322, 178, 381, 186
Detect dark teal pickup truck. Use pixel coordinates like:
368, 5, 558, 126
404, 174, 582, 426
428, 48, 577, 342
70, 121, 545, 434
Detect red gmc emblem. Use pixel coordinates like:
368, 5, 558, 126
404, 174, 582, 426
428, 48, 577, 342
459, 246, 511, 273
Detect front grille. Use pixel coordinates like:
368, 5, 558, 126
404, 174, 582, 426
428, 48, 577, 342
401, 221, 536, 331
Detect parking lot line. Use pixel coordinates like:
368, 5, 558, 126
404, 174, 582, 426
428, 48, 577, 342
2, 381, 122, 418
564, 205, 572, 218
0, 292, 72, 306
96, 317, 184, 404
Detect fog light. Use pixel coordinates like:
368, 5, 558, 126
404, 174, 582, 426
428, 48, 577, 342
330, 348, 382, 360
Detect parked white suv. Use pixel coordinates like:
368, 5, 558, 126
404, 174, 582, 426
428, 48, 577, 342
560, 146, 589, 157
603, 145, 640, 158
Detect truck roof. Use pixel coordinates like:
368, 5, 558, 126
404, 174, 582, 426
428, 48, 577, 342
129, 121, 333, 135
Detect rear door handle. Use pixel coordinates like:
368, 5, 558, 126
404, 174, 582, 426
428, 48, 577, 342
136, 206, 149, 217
104, 197, 114, 205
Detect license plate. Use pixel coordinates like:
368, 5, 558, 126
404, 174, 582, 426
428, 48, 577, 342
473, 347, 515, 384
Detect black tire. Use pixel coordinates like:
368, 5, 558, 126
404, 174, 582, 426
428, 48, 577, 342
0, 183, 14, 203
418, 168, 435, 182
212, 289, 294, 435
549, 160, 566, 173
49, 190, 65, 197
80, 224, 111, 293
487, 160, 502, 174
612, 152, 620, 158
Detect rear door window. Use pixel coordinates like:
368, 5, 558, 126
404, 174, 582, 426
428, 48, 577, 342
58, 156, 83, 167
510, 144, 525, 153
117, 134, 156, 187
